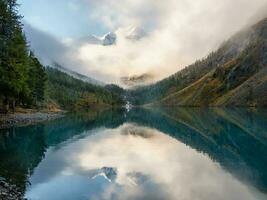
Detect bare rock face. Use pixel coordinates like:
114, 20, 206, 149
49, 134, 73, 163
101, 167, 118, 181
86, 32, 117, 46
102, 32, 117, 46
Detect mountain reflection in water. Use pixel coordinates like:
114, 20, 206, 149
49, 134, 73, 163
0, 108, 266, 200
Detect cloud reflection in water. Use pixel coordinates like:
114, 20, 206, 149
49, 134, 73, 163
25, 123, 266, 200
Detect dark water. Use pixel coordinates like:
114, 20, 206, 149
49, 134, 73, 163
0, 108, 267, 200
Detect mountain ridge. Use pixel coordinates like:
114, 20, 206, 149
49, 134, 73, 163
129, 17, 267, 107
52, 63, 105, 86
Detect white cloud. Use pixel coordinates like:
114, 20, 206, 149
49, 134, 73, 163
25, 0, 267, 86
25, 124, 267, 200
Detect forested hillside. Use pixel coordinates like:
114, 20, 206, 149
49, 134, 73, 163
45, 67, 125, 110
0, 0, 46, 112
159, 18, 267, 107
128, 17, 267, 107
53, 63, 105, 86
0, 0, 124, 113
1, 0, 266, 111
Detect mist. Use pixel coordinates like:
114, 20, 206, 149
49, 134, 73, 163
23, 0, 267, 86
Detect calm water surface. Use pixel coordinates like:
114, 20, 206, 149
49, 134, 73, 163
0, 108, 267, 200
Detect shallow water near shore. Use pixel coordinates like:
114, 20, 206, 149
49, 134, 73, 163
0, 108, 267, 200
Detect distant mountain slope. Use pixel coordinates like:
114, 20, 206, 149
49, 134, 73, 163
53, 63, 105, 86
85, 32, 116, 46
129, 17, 267, 107
124, 26, 147, 41
45, 67, 124, 110
121, 73, 155, 88
159, 18, 267, 107
214, 67, 267, 106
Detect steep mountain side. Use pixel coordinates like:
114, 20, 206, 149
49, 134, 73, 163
159, 18, 267, 107
129, 17, 267, 107
128, 26, 253, 105
214, 67, 267, 106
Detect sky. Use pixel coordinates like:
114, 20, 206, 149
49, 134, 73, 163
18, 0, 108, 38
19, 0, 267, 86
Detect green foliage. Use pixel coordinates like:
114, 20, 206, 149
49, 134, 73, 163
45, 67, 125, 110
158, 18, 267, 107
0, 0, 47, 111
104, 84, 125, 97
0, 0, 124, 113
128, 40, 242, 105
26, 51, 47, 105
0, 0, 28, 98
129, 18, 267, 107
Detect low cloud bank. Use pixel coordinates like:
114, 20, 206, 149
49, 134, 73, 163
24, 0, 267, 86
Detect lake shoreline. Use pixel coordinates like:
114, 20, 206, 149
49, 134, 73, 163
0, 177, 25, 200
0, 110, 65, 129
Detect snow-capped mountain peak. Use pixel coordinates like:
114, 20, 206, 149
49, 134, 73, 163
86, 26, 146, 46
125, 26, 147, 41
87, 34, 102, 45
87, 32, 117, 46
102, 32, 117, 46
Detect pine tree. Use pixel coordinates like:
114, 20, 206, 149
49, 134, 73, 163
27, 51, 47, 105
0, 0, 29, 112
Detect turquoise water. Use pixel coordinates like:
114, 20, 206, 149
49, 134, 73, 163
0, 108, 267, 200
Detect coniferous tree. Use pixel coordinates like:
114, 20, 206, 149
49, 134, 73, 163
26, 51, 47, 105
0, 0, 29, 111
0, 0, 47, 112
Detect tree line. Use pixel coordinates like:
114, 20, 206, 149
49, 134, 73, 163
0, 0, 124, 113
45, 67, 125, 110
0, 0, 46, 112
